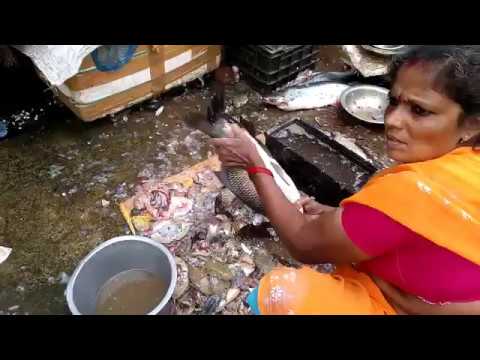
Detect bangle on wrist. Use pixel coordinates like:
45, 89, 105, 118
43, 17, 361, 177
246, 166, 273, 178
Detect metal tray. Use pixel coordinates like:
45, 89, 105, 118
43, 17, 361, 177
340, 85, 389, 125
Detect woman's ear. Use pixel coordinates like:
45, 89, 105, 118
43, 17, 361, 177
460, 116, 480, 143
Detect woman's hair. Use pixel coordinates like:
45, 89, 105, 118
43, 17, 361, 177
389, 45, 480, 118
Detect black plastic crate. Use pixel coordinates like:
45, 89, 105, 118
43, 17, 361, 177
226, 45, 320, 91
228, 45, 319, 75
257, 45, 303, 55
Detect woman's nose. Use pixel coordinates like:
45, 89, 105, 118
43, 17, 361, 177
385, 105, 406, 129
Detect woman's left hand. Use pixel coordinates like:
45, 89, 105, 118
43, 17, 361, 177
211, 124, 265, 168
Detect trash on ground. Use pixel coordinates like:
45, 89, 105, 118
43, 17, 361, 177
57, 272, 70, 285
0, 246, 12, 265
155, 106, 165, 117
341, 45, 390, 78
173, 257, 189, 299
8, 305, 20, 312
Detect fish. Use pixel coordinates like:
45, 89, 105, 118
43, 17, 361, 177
184, 83, 301, 214
278, 70, 360, 90
263, 82, 350, 111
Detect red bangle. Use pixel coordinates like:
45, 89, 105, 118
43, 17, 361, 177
246, 166, 273, 178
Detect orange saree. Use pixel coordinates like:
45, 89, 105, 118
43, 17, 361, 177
257, 147, 480, 315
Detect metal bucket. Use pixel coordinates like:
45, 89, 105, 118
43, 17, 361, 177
66, 236, 177, 315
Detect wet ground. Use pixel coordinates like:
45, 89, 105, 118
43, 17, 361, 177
0, 46, 390, 314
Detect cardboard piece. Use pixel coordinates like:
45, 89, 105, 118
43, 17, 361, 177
54, 45, 222, 122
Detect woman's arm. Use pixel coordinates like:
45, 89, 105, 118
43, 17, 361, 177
211, 125, 370, 264
251, 173, 368, 264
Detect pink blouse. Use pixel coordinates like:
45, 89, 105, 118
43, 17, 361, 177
342, 203, 480, 304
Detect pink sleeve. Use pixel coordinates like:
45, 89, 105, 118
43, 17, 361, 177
341, 202, 417, 257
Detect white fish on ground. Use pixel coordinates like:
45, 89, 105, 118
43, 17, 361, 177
264, 83, 350, 111
0, 246, 12, 264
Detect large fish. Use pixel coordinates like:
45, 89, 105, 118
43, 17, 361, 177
264, 82, 350, 111
278, 70, 360, 90
184, 85, 301, 214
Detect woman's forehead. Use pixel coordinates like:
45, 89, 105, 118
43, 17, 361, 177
393, 65, 450, 103
392, 63, 463, 117
395, 62, 440, 91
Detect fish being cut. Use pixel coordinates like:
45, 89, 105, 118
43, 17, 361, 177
184, 83, 301, 214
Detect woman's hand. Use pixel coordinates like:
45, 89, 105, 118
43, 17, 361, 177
210, 125, 265, 168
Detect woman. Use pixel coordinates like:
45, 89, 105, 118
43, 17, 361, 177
212, 45, 480, 315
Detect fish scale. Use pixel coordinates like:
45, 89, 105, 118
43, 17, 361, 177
216, 168, 264, 213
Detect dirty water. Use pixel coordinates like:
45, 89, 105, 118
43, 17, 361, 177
0, 46, 390, 314
95, 269, 167, 315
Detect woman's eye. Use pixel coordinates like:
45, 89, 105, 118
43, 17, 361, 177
412, 104, 431, 117
388, 96, 399, 106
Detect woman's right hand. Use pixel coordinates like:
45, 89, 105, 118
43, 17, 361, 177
211, 125, 265, 169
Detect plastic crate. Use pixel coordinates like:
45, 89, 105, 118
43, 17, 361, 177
256, 45, 304, 56
226, 45, 320, 91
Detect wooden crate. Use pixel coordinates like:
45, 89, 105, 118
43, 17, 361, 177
54, 45, 222, 122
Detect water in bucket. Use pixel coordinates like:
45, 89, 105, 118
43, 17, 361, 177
95, 269, 167, 315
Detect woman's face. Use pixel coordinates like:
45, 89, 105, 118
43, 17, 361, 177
385, 63, 464, 163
